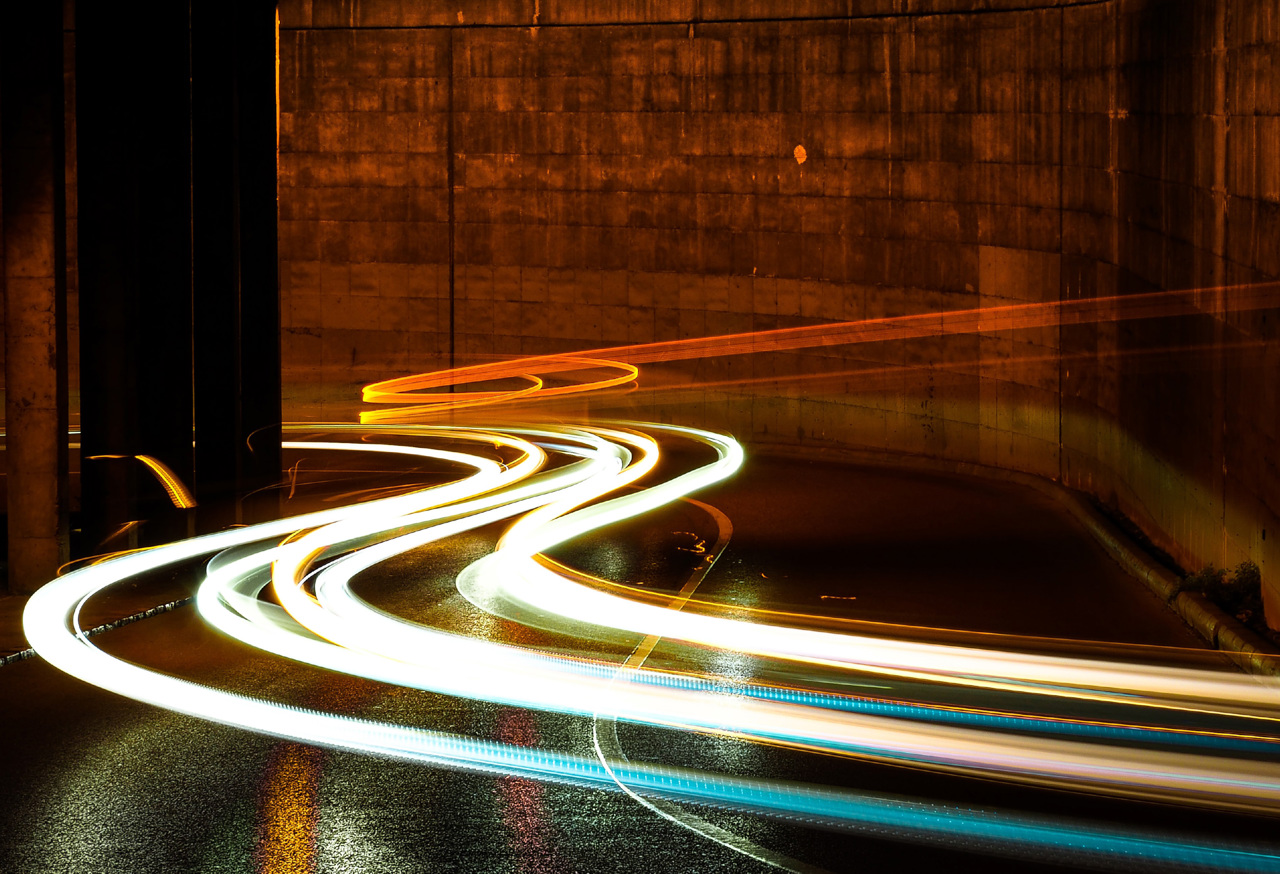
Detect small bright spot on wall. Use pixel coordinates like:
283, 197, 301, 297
794, 144, 807, 164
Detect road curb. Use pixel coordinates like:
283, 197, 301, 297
1217, 621, 1280, 677
1173, 592, 1229, 647
749, 439, 1280, 676
0, 596, 194, 667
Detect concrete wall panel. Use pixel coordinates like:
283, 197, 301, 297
277, 0, 1280, 623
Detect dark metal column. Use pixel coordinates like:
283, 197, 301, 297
235, 2, 282, 526
1, 0, 69, 594
191, 0, 282, 532
77, 1, 194, 551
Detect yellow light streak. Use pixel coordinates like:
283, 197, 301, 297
84, 454, 197, 509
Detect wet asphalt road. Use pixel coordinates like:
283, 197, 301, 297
0, 451, 1266, 874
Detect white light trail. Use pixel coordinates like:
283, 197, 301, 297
20, 423, 1280, 872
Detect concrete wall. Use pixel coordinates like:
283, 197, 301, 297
0, 12, 79, 420
279, 4, 1067, 373
1058, 0, 1280, 615
277, 0, 1280, 620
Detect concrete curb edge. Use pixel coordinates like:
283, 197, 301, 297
0, 596, 194, 668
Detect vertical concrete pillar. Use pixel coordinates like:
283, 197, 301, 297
2, 1, 69, 594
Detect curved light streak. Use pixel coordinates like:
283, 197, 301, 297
22, 424, 1280, 871
477, 549, 1280, 718
354, 282, 1280, 416
361, 356, 638, 421
83, 453, 197, 509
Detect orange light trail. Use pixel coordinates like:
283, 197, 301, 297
359, 280, 1279, 420
362, 356, 638, 421
84, 454, 197, 509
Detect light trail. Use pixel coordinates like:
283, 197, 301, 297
473, 544, 1280, 720
21, 424, 1280, 870
361, 356, 639, 421
359, 280, 1280, 419
83, 453, 197, 509
22, 279, 1280, 870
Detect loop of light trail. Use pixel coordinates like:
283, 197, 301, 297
361, 355, 639, 421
